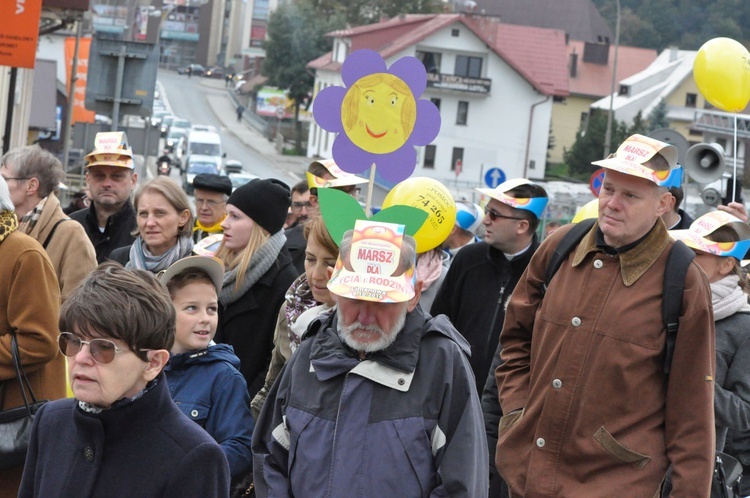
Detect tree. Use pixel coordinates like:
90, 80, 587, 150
563, 111, 629, 179
646, 100, 669, 131
263, 3, 346, 152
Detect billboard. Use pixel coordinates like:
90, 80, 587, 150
0, 0, 43, 69
65, 36, 96, 124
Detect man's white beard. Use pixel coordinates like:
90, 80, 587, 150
337, 307, 407, 353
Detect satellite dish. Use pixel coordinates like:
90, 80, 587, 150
648, 128, 690, 166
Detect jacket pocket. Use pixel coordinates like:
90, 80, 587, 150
499, 409, 524, 431
594, 426, 651, 469
176, 400, 210, 427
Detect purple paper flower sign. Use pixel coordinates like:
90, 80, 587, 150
312, 49, 441, 183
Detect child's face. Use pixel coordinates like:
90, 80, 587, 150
171, 281, 219, 355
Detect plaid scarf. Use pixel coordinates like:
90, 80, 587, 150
19, 196, 47, 234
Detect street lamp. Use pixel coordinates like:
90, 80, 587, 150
603, 0, 621, 158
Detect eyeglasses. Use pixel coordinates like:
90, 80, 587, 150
1, 177, 30, 182
58, 332, 140, 364
484, 206, 524, 222
292, 201, 312, 210
195, 198, 225, 208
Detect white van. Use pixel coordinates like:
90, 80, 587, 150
183, 130, 224, 193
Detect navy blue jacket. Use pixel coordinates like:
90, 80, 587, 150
18, 373, 230, 497
165, 343, 254, 481
252, 308, 489, 497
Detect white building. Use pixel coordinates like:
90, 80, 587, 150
306, 14, 569, 194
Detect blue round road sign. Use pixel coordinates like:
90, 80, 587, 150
484, 168, 506, 188
589, 168, 606, 197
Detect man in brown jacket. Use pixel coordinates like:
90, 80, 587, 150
496, 134, 715, 497
1, 145, 97, 301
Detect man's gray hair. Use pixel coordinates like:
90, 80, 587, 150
0, 176, 13, 211
1, 145, 64, 198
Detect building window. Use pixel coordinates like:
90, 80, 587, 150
685, 93, 697, 108
457, 101, 469, 125
451, 29, 459, 37
455, 55, 482, 78
580, 112, 589, 131
451, 147, 464, 171
431, 98, 441, 110
424, 145, 436, 169
416, 51, 442, 74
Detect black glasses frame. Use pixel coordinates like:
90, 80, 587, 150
484, 206, 524, 222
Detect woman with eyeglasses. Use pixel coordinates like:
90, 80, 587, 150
18, 263, 230, 497
109, 177, 194, 273
0, 177, 65, 497
213, 179, 297, 400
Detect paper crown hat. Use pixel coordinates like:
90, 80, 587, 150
327, 220, 416, 303
669, 211, 750, 259
475, 178, 549, 218
85, 131, 134, 169
592, 134, 679, 187
158, 255, 225, 294
306, 159, 368, 190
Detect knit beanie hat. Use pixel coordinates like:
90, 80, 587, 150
227, 178, 290, 234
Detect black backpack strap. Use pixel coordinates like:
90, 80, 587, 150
662, 240, 694, 375
42, 218, 71, 250
544, 218, 596, 294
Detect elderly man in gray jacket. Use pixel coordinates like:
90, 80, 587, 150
252, 220, 488, 497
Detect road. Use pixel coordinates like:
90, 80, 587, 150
156, 69, 299, 186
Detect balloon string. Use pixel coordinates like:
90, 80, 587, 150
734, 114, 738, 203
365, 163, 376, 216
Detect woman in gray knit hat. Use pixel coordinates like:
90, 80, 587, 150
213, 178, 297, 400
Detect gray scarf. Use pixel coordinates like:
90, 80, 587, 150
711, 274, 750, 321
126, 235, 194, 273
219, 231, 286, 305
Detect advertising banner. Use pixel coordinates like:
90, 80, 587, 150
65, 36, 96, 124
0, 0, 43, 68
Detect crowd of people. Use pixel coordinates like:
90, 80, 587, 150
2, 131, 750, 497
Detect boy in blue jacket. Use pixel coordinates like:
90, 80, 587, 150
160, 256, 254, 487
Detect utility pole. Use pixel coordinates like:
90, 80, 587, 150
603, 0, 621, 158
62, 19, 83, 171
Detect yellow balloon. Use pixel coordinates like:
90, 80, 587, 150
572, 199, 599, 223
382, 177, 456, 253
693, 38, 750, 112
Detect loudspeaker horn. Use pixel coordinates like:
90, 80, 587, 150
685, 143, 725, 183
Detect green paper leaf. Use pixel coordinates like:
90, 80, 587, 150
371, 206, 428, 237
318, 188, 366, 245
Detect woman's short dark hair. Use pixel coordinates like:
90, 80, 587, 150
60, 262, 175, 360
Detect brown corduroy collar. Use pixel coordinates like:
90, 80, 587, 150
571, 219, 670, 286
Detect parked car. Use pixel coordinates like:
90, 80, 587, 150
191, 124, 219, 133
160, 115, 176, 136
228, 172, 259, 192
223, 160, 243, 175
184, 160, 221, 195
204, 66, 224, 79
177, 64, 206, 75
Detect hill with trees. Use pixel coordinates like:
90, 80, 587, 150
593, 0, 750, 51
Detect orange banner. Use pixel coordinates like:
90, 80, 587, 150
0, 0, 43, 68
65, 37, 96, 124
